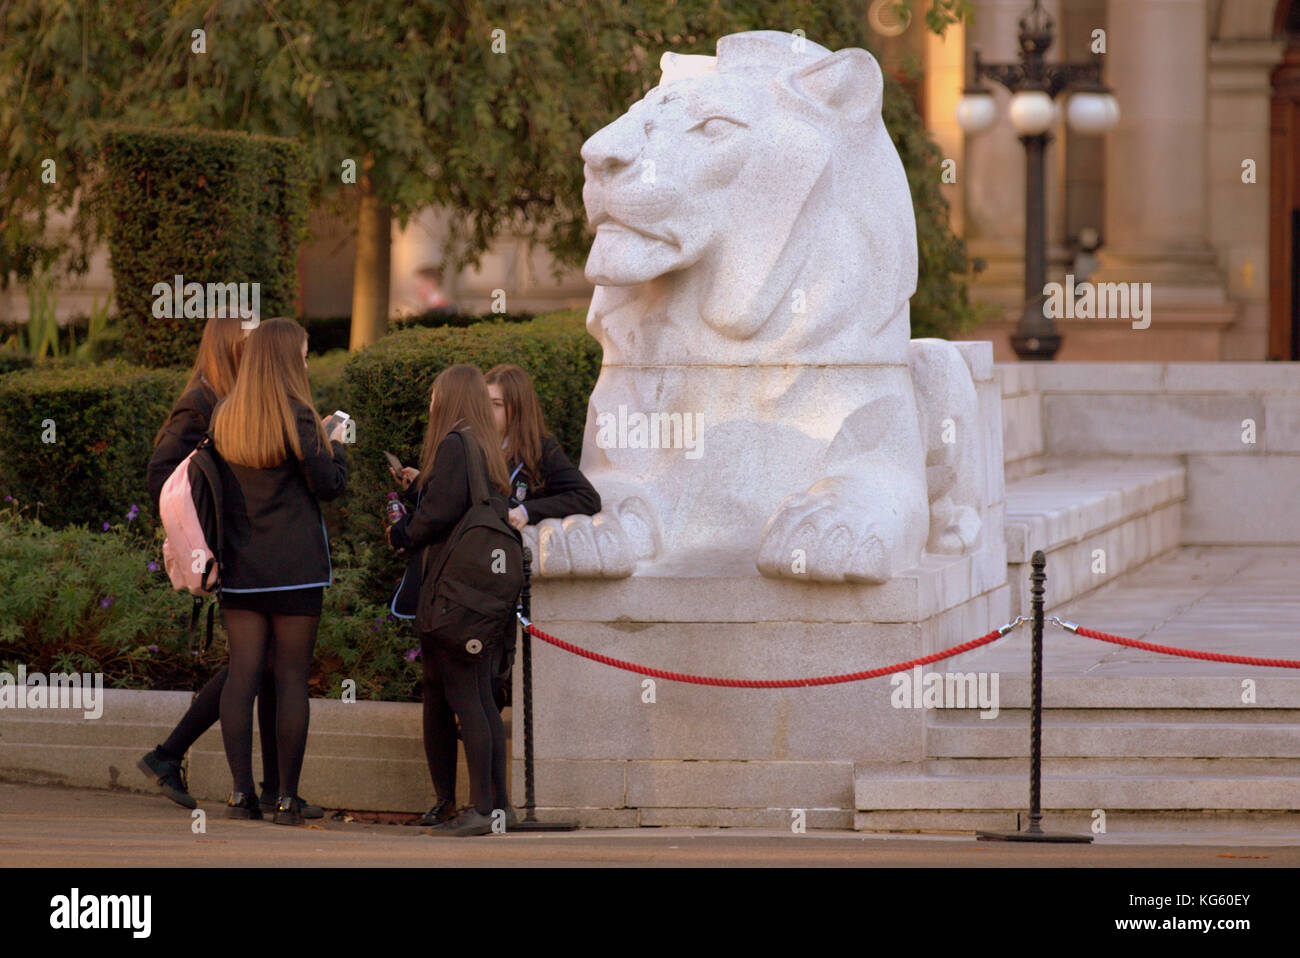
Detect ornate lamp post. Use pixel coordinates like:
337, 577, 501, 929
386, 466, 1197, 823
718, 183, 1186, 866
956, 0, 1120, 361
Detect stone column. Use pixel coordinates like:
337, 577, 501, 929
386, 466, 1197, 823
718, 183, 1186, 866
1206, 38, 1285, 358
1095, 0, 1229, 301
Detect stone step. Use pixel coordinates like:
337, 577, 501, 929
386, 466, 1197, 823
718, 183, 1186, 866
920, 675, 1300, 706
855, 808, 1300, 837
929, 722, 1300, 759
914, 757, 1300, 776
854, 771, 1300, 811
1003, 457, 1185, 615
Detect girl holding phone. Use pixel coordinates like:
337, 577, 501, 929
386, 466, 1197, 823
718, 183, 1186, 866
387, 364, 513, 836
483, 363, 600, 708
141, 315, 321, 818
209, 318, 348, 824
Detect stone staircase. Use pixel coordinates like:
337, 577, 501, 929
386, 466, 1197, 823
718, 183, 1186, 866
1002, 456, 1184, 616
856, 456, 1300, 835
856, 676, 1300, 834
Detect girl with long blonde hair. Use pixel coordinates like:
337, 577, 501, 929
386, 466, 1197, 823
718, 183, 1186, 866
210, 317, 348, 824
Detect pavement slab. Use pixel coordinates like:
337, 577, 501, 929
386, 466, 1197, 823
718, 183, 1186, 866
3, 783, 1298, 867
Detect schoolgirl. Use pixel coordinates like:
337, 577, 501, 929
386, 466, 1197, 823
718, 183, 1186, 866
208, 318, 348, 824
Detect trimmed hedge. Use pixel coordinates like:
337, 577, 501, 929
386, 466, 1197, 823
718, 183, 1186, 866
0, 351, 35, 376
340, 309, 600, 598
0, 361, 186, 529
303, 310, 538, 355
0, 310, 601, 605
99, 127, 310, 368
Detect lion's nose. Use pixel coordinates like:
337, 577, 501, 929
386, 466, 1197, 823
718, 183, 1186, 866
581, 113, 643, 175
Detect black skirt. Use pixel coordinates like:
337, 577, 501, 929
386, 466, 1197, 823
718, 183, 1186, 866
219, 586, 324, 617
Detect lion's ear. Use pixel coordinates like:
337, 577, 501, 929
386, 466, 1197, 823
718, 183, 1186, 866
786, 48, 882, 126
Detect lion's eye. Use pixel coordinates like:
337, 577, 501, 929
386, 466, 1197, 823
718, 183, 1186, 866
689, 117, 740, 138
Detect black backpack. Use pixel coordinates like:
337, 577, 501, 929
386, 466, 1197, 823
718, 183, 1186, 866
417, 430, 523, 661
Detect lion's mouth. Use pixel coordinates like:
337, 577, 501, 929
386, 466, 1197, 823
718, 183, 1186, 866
590, 211, 677, 246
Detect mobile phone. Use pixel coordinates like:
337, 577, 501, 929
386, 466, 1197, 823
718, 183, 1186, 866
323, 410, 350, 434
382, 450, 404, 473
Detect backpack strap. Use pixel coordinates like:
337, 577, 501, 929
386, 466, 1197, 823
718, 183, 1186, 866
461, 428, 493, 506
189, 433, 225, 593
182, 596, 218, 658
419, 428, 491, 587
185, 596, 203, 658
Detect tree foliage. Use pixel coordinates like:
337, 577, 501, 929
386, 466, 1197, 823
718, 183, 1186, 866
1, 0, 981, 334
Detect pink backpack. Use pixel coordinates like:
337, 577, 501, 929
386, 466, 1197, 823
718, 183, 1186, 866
159, 435, 224, 596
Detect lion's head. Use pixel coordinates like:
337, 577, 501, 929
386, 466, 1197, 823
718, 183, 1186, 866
581, 31, 917, 348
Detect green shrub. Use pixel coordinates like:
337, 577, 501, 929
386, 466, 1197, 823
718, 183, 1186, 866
313, 539, 421, 702
0, 502, 218, 690
0, 502, 421, 700
98, 126, 309, 368
309, 348, 351, 418
0, 350, 34, 376
303, 310, 539, 355
340, 309, 600, 600
0, 360, 185, 529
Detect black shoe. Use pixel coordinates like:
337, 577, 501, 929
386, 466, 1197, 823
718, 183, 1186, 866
414, 799, 457, 827
227, 790, 263, 820
274, 795, 305, 826
259, 782, 323, 819
137, 748, 197, 810
429, 806, 493, 837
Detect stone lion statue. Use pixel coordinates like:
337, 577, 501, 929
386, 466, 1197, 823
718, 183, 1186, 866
523, 30, 984, 583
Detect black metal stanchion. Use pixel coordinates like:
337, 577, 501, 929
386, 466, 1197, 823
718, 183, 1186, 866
511, 545, 577, 832
978, 549, 1091, 843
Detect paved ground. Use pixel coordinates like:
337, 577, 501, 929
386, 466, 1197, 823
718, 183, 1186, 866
969, 546, 1300, 675
3, 782, 1297, 867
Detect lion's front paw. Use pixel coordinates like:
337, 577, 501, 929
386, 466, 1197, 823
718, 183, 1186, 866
756, 485, 903, 584
522, 496, 660, 579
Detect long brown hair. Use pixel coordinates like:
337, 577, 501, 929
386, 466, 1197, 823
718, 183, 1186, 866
210, 317, 327, 468
418, 364, 509, 495
484, 364, 549, 486
153, 314, 246, 446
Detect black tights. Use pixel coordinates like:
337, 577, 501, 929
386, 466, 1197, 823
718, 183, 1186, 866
421, 639, 507, 816
220, 609, 318, 798
159, 657, 279, 790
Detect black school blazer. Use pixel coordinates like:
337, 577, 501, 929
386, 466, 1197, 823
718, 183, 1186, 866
387, 433, 599, 619
147, 378, 219, 511
509, 435, 601, 521
214, 401, 349, 593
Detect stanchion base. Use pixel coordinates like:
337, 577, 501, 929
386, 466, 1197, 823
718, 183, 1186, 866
977, 828, 1092, 843
512, 819, 579, 832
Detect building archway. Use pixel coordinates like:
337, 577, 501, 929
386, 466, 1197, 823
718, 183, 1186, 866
1270, 0, 1300, 359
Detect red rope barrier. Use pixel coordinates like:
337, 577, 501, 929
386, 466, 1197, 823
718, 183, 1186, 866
522, 622, 1008, 688
1070, 624, 1300, 669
